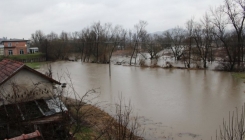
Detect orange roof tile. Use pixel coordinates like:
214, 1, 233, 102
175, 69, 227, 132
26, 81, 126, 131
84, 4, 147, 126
0, 59, 60, 85
0, 59, 24, 84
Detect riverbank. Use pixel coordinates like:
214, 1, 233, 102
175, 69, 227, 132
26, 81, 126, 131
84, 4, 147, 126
64, 97, 143, 140
25, 61, 50, 69
232, 72, 245, 79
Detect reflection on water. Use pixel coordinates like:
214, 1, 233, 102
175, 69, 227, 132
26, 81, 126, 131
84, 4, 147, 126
39, 61, 245, 140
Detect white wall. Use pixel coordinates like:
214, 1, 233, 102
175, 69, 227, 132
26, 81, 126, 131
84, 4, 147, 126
0, 68, 57, 104
0, 45, 4, 55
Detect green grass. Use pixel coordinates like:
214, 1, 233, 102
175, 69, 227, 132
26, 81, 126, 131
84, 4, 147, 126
4, 53, 45, 60
0, 55, 4, 60
71, 126, 94, 140
232, 72, 245, 79
25, 62, 47, 69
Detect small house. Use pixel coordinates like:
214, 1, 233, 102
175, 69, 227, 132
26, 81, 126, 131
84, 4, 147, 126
0, 59, 69, 139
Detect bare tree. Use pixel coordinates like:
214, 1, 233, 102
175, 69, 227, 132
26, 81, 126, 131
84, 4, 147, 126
129, 21, 148, 65
164, 26, 186, 61
192, 14, 214, 68
92, 22, 104, 62
80, 27, 95, 62
107, 26, 127, 76
94, 94, 144, 140
211, 6, 237, 71
215, 105, 245, 140
182, 18, 195, 68
211, 0, 245, 71
143, 34, 162, 60
113, 95, 143, 140
224, 0, 245, 67
31, 30, 46, 52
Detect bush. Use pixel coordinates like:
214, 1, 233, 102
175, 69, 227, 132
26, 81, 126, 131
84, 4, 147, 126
215, 62, 234, 71
215, 105, 245, 140
139, 59, 146, 67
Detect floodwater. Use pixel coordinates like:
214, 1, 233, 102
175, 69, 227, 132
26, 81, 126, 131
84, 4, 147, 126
39, 60, 245, 140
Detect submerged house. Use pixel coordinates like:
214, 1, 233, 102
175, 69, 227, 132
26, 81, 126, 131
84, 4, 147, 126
0, 59, 69, 139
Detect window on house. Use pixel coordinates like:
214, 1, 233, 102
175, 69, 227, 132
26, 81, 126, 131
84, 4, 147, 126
8, 50, 13, 55
20, 49, 24, 54
0, 49, 3, 55
8, 43, 12, 47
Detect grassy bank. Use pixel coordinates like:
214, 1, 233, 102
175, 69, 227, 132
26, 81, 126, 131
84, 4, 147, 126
232, 72, 245, 79
0, 53, 45, 60
0, 53, 47, 69
25, 62, 48, 69
64, 98, 143, 140
65, 99, 112, 140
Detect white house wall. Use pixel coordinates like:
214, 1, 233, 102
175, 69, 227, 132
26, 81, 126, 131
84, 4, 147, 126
0, 69, 56, 104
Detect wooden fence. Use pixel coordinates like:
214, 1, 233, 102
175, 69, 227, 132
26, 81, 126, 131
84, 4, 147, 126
15, 57, 46, 63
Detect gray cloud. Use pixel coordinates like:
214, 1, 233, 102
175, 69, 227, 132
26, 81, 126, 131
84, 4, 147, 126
0, 0, 223, 39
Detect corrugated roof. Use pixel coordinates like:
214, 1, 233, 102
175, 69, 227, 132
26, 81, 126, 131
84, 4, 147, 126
0, 98, 67, 125
45, 98, 68, 115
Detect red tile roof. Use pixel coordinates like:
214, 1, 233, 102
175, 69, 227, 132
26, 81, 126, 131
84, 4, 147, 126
0, 59, 24, 84
0, 59, 60, 85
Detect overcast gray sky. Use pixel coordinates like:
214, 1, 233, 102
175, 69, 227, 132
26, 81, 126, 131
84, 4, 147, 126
0, 0, 224, 39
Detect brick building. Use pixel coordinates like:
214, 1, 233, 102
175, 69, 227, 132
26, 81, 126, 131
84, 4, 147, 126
1, 39, 29, 56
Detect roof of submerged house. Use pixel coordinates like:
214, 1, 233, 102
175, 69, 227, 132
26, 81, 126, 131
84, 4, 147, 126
0, 59, 60, 85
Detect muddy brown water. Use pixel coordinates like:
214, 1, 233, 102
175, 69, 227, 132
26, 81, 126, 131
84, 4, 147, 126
39, 61, 245, 140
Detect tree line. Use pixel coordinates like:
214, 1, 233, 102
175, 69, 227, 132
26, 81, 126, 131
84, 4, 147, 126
31, 0, 245, 71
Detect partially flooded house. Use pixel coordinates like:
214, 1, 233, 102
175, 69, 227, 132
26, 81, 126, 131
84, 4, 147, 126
0, 59, 69, 139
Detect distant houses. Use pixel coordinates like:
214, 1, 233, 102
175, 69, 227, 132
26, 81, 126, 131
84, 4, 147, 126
0, 39, 29, 55
0, 38, 39, 56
